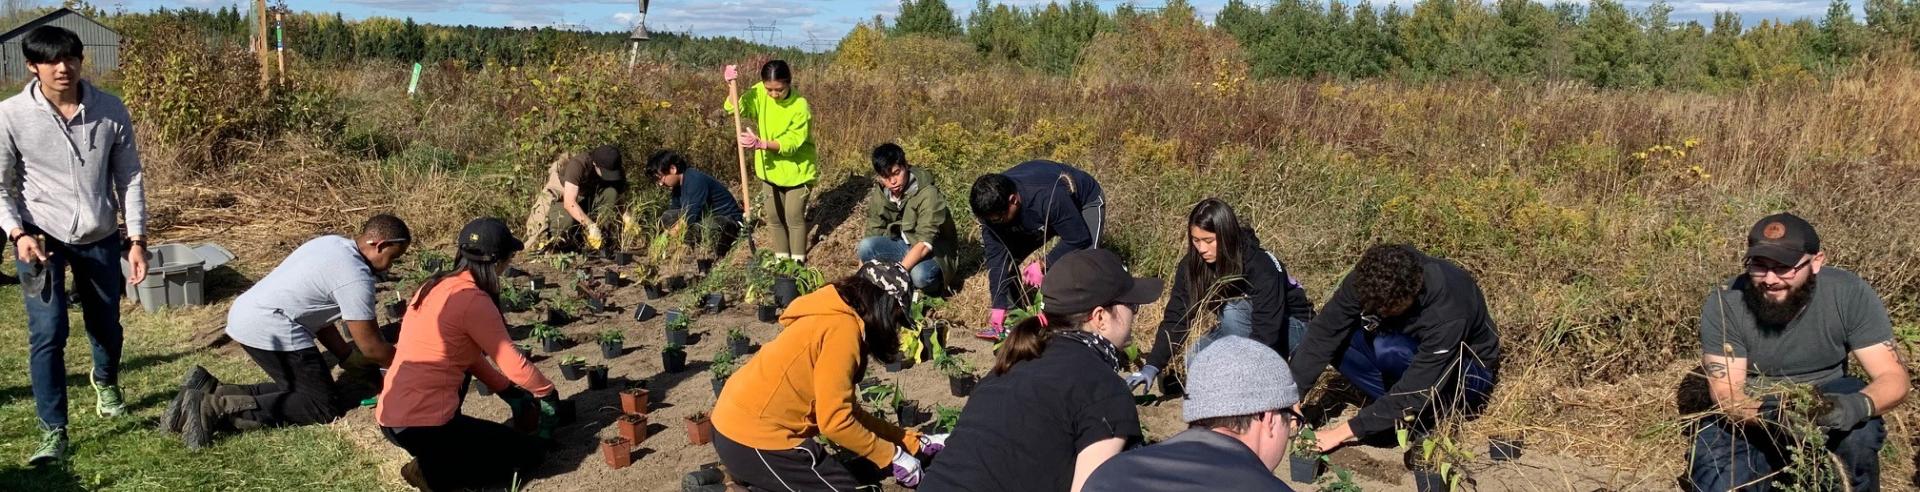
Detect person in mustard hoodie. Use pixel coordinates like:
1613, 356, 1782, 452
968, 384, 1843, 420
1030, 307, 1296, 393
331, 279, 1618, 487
713, 261, 948, 489
724, 59, 818, 263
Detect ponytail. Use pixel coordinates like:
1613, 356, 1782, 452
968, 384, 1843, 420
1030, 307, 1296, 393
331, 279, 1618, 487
992, 311, 1091, 375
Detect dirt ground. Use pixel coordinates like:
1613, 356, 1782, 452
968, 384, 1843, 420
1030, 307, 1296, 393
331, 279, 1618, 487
311, 187, 1670, 492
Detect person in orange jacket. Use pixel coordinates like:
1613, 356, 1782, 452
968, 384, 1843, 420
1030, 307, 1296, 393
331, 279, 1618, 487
712, 261, 947, 489
376, 218, 559, 491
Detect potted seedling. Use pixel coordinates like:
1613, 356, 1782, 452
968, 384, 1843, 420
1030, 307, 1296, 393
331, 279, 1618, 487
558, 356, 587, 381
1488, 435, 1524, 462
621, 383, 650, 414
757, 303, 778, 323
599, 329, 626, 359
895, 397, 922, 427
702, 292, 727, 314
545, 299, 576, 326
602, 437, 633, 469
529, 274, 549, 291
531, 323, 565, 353
1407, 434, 1471, 492
884, 352, 911, 372
633, 303, 660, 322
772, 275, 800, 308
664, 312, 691, 346
604, 268, 624, 288
499, 283, 539, 313
860, 383, 903, 422
727, 328, 751, 357
930, 405, 962, 434
618, 412, 649, 444
384, 299, 406, 321
685, 412, 714, 445
615, 251, 634, 266
586, 364, 610, 390
643, 282, 667, 300
662, 343, 688, 373
1288, 425, 1326, 483
710, 352, 736, 397
937, 354, 976, 397
514, 342, 534, 360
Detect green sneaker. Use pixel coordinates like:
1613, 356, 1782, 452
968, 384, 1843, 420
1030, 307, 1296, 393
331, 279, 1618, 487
27, 427, 66, 466
92, 375, 128, 419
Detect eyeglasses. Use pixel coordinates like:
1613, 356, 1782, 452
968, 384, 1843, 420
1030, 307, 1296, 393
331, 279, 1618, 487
1359, 314, 1382, 333
1277, 408, 1305, 429
1745, 258, 1811, 278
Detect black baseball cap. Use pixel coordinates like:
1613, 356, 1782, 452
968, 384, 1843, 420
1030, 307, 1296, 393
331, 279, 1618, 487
1042, 249, 1164, 315
590, 145, 624, 182
457, 217, 524, 263
1745, 213, 1820, 266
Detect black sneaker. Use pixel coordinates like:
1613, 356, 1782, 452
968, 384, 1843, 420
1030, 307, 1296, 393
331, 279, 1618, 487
161, 366, 219, 434
180, 389, 213, 450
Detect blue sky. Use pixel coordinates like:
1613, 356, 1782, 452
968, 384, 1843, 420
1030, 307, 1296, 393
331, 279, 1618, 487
117, 1, 1849, 50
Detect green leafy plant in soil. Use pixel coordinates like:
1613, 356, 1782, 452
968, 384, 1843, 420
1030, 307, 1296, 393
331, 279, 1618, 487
710, 352, 737, 379
598, 329, 625, 344
529, 323, 561, 342
932, 405, 963, 433
1318, 467, 1363, 492
499, 282, 537, 311
1751, 380, 1849, 491
560, 355, 587, 366
859, 382, 902, 411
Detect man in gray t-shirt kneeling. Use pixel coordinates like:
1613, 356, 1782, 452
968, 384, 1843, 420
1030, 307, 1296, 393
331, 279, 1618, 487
1689, 213, 1911, 492
161, 215, 413, 449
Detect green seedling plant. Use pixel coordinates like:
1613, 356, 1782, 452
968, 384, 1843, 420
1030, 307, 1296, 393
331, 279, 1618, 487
545, 252, 578, 273
663, 342, 685, 355
1291, 424, 1323, 460
710, 352, 736, 379
727, 327, 748, 343
550, 295, 586, 318
499, 283, 537, 311
666, 313, 691, 334
859, 382, 902, 412
559, 355, 586, 366
932, 404, 962, 433
1749, 380, 1848, 491
932, 342, 973, 380
598, 329, 624, 344
514, 342, 533, 354
528, 323, 561, 342
1319, 467, 1362, 492
1410, 434, 1471, 491
744, 250, 778, 305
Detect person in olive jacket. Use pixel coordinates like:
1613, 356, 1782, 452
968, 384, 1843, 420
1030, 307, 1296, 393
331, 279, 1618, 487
859, 143, 960, 295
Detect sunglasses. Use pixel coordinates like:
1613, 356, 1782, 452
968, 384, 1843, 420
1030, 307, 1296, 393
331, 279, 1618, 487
1745, 257, 1811, 277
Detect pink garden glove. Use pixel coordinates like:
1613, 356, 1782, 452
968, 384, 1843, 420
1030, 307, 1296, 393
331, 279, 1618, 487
1021, 262, 1045, 287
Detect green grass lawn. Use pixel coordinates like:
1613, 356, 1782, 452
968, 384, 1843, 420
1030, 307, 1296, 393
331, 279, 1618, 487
0, 281, 396, 491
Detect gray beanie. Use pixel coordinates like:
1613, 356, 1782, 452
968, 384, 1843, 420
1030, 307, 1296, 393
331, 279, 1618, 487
1182, 335, 1299, 423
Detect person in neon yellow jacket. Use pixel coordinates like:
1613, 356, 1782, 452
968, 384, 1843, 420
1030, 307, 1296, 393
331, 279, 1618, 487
725, 60, 818, 262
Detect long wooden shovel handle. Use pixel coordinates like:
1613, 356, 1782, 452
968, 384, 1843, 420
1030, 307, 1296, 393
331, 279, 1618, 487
729, 79, 752, 221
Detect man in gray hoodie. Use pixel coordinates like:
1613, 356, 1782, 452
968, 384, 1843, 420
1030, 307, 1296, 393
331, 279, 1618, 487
0, 26, 149, 466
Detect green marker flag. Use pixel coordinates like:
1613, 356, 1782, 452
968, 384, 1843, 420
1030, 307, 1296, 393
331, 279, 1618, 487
408, 62, 423, 96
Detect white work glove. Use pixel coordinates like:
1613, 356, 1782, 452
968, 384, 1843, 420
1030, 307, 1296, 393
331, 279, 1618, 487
890, 445, 924, 487
1125, 365, 1160, 391
917, 433, 949, 457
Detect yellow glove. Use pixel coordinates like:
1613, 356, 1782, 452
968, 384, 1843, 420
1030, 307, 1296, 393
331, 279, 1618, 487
586, 224, 605, 250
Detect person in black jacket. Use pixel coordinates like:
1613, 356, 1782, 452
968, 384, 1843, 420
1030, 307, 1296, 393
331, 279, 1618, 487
646, 150, 744, 259
1289, 244, 1499, 453
968, 160, 1106, 340
1125, 198, 1313, 392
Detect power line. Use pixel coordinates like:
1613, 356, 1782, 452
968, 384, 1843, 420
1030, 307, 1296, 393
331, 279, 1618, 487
744, 19, 778, 46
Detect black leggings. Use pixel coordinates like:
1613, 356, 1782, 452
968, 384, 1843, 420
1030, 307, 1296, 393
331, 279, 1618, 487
713, 429, 888, 492
382, 415, 546, 490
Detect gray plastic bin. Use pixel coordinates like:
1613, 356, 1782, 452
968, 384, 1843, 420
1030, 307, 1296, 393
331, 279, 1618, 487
121, 243, 234, 312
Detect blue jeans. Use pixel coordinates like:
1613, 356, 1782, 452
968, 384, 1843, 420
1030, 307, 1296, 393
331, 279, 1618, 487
1193, 300, 1307, 359
1334, 328, 1495, 421
1687, 377, 1883, 492
856, 236, 942, 294
20, 233, 126, 429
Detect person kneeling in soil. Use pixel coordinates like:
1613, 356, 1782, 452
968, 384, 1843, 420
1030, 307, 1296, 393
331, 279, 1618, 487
713, 261, 947, 489
1084, 336, 1302, 491
378, 218, 560, 491
165, 215, 412, 449
646, 149, 743, 259
1126, 198, 1314, 394
859, 143, 960, 296
968, 160, 1106, 340
525, 145, 626, 252
1288, 244, 1500, 453
921, 249, 1164, 492
1687, 213, 1909, 491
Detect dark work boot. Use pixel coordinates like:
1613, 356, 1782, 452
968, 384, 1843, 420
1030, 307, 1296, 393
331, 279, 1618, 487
401, 459, 434, 491
162, 365, 221, 434
182, 391, 260, 449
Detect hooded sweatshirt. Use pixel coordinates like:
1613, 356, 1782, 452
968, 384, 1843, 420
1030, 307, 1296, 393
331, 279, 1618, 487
0, 80, 146, 245
1146, 229, 1313, 369
724, 82, 817, 188
713, 284, 923, 466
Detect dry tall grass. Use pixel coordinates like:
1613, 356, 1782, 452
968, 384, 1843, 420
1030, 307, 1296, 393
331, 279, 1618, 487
129, 40, 1920, 486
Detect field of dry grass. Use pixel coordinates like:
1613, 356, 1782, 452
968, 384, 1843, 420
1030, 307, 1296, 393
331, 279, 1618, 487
119, 38, 1920, 487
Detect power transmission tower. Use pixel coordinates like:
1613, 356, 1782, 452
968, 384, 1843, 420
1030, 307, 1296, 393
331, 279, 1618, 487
804, 30, 834, 53
744, 20, 778, 46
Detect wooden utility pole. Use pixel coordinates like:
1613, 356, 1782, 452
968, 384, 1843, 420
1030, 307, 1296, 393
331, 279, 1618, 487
256, 0, 270, 93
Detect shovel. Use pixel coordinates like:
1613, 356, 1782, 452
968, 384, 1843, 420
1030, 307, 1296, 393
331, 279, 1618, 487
727, 68, 759, 265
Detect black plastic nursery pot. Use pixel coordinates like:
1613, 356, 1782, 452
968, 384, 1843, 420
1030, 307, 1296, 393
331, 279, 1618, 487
644, 283, 667, 300
894, 402, 922, 427
542, 337, 566, 353
604, 268, 623, 288
772, 277, 800, 308
663, 350, 688, 373
884, 356, 909, 373
757, 304, 778, 323
665, 308, 688, 325
702, 293, 727, 314
633, 303, 659, 322
1289, 454, 1325, 483
586, 366, 609, 390
530, 275, 548, 291
546, 307, 571, 326
948, 374, 976, 397
515, 345, 533, 359
1489, 436, 1524, 462
560, 362, 585, 381
697, 259, 715, 276
601, 340, 624, 359
665, 276, 688, 291
711, 375, 728, 397
584, 297, 608, 314
665, 328, 690, 347
729, 337, 751, 357
615, 252, 633, 266
384, 301, 405, 321
505, 266, 528, 278
1412, 469, 1448, 492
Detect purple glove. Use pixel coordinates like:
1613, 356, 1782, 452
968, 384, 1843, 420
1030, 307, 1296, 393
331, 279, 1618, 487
890, 446, 923, 487
1021, 262, 1045, 287
918, 434, 948, 457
